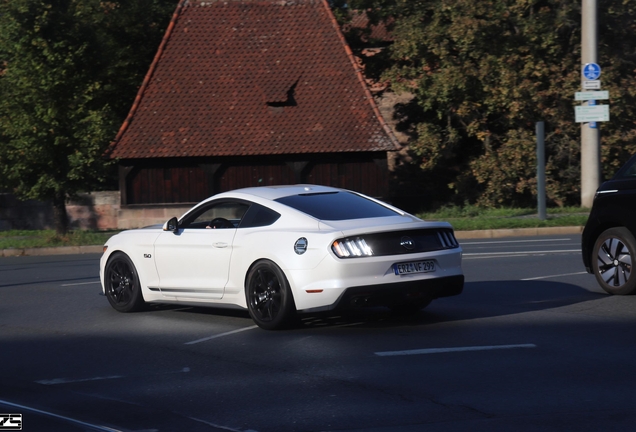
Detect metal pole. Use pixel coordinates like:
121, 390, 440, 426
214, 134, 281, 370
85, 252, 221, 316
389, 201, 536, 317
581, 0, 601, 208
537, 122, 547, 221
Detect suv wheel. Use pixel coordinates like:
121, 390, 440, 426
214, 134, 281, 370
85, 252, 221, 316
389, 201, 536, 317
592, 227, 636, 295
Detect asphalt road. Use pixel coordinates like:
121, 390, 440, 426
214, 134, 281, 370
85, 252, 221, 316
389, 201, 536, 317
1, 234, 635, 432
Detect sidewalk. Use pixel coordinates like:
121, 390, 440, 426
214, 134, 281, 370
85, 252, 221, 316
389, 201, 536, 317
0, 226, 584, 257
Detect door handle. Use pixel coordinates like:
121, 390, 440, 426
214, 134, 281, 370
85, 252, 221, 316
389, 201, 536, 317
213, 242, 228, 248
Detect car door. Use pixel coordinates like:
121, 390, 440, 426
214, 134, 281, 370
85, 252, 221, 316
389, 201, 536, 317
153, 200, 250, 300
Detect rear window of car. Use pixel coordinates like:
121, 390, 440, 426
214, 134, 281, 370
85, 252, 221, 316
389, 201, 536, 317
275, 191, 399, 220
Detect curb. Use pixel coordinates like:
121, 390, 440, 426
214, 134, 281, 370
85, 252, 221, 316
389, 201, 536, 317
0, 226, 585, 257
454, 225, 584, 240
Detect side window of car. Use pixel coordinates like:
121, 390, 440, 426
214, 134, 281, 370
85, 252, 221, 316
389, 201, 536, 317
239, 203, 281, 228
182, 201, 250, 229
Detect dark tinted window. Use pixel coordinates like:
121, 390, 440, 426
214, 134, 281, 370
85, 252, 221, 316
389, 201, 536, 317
239, 203, 281, 228
275, 192, 398, 220
616, 155, 636, 179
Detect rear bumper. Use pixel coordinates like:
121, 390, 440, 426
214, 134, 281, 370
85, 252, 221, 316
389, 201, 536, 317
300, 274, 464, 313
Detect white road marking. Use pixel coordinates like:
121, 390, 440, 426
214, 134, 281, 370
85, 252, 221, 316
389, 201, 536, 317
184, 325, 259, 345
464, 249, 580, 257
60, 281, 101, 286
189, 416, 253, 432
37, 375, 123, 385
461, 238, 572, 245
36, 368, 190, 385
334, 322, 365, 328
464, 254, 533, 260
0, 398, 122, 431
522, 271, 588, 281
375, 343, 537, 357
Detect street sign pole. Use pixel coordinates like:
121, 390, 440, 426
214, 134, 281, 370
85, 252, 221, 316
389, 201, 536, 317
581, 0, 601, 208
589, 99, 597, 128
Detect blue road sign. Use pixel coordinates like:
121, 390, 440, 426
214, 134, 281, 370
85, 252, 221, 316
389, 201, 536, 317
582, 63, 601, 80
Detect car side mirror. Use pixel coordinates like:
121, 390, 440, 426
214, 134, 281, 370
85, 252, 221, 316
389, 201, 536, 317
163, 217, 179, 233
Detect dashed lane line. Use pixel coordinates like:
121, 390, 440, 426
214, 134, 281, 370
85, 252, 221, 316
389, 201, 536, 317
60, 281, 101, 286
522, 271, 588, 281
184, 325, 259, 345
375, 343, 537, 357
461, 238, 572, 245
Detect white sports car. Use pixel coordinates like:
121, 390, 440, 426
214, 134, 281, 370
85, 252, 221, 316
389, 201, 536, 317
100, 185, 463, 329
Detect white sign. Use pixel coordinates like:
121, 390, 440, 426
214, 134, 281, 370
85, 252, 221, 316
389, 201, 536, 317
583, 80, 601, 90
582, 63, 601, 80
575, 91, 609, 101
575, 105, 610, 123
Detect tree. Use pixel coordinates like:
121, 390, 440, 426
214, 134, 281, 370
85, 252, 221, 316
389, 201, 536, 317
0, 0, 175, 233
339, 0, 636, 208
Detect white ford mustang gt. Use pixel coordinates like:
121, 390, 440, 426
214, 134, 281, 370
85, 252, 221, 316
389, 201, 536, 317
100, 185, 463, 329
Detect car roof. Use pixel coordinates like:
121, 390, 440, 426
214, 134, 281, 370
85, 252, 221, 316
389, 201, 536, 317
216, 184, 343, 201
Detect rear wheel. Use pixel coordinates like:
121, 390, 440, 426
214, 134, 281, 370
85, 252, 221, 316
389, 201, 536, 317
104, 253, 146, 312
592, 227, 636, 295
246, 261, 296, 330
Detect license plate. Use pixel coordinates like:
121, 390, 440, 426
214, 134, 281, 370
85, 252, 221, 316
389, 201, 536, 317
393, 260, 436, 275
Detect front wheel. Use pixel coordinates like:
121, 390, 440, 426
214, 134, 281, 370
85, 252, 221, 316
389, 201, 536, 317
245, 261, 296, 330
104, 253, 146, 312
592, 227, 636, 295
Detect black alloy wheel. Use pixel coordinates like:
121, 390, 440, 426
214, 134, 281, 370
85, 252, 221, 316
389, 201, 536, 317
246, 261, 296, 330
104, 253, 146, 312
592, 227, 636, 295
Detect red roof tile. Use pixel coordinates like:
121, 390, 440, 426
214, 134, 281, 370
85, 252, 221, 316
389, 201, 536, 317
109, 0, 399, 159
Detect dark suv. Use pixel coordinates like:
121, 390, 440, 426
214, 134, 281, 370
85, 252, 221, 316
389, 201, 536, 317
582, 154, 636, 295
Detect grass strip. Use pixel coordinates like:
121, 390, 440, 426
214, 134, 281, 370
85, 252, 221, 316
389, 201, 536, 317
0, 206, 591, 249
416, 206, 589, 231
0, 230, 120, 250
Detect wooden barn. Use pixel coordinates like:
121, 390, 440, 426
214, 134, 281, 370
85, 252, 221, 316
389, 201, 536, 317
107, 0, 400, 223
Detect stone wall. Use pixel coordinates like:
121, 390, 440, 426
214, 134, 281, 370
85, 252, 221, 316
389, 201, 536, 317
116, 205, 192, 230
0, 191, 192, 231
0, 192, 121, 230
66, 191, 121, 230
0, 194, 53, 230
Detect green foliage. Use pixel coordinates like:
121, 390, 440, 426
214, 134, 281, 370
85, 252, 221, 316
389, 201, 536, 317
343, 0, 636, 208
0, 0, 175, 233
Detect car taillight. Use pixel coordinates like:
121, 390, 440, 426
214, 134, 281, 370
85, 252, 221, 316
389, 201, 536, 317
332, 237, 373, 258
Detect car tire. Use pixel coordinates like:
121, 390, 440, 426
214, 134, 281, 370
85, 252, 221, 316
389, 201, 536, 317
104, 253, 146, 312
246, 260, 296, 330
592, 227, 636, 295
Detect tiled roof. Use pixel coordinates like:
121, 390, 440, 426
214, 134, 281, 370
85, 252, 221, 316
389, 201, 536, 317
109, 0, 399, 159
346, 10, 394, 43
